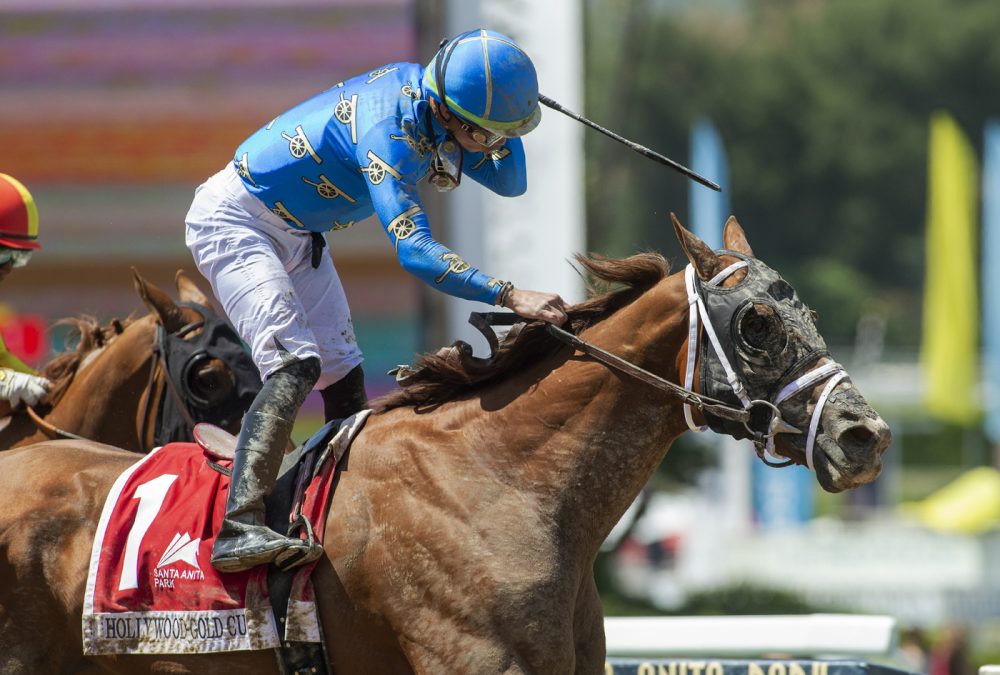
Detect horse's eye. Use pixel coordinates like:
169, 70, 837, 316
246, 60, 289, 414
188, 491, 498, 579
186, 358, 235, 406
737, 303, 787, 353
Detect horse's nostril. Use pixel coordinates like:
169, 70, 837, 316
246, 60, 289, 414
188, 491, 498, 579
842, 424, 875, 451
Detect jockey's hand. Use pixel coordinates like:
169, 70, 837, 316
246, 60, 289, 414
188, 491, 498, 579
503, 288, 568, 326
0, 368, 50, 407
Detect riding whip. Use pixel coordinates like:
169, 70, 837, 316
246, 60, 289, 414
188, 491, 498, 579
538, 94, 721, 192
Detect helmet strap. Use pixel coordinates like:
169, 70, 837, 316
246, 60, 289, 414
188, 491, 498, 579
429, 133, 463, 192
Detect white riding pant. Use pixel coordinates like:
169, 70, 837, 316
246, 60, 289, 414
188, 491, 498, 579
185, 164, 363, 389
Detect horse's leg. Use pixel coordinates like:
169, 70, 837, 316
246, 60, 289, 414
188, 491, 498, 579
572, 572, 607, 675
0, 580, 78, 673
321, 547, 578, 675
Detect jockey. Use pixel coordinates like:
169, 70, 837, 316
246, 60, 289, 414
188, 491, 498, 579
186, 29, 568, 573
0, 174, 49, 409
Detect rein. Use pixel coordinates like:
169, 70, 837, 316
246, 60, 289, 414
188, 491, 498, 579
472, 312, 770, 434
25, 405, 89, 442
543, 323, 760, 427
472, 260, 848, 470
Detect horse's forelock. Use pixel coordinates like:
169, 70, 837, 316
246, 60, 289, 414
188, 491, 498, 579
372, 252, 671, 412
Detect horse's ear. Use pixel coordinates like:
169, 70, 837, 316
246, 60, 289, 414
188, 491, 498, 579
671, 213, 725, 281
132, 267, 187, 333
722, 215, 754, 257
175, 269, 211, 307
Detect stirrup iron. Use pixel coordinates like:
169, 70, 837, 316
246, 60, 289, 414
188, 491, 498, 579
275, 515, 323, 570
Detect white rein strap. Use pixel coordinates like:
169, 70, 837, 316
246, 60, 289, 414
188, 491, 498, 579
682, 262, 849, 471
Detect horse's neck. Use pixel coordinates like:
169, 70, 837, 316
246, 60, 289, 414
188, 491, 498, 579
0, 412, 46, 448
473, 276, 693, 555
43, 346, 153, 451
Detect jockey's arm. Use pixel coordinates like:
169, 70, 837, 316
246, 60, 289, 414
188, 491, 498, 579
360, 123, 567, 324
372, 186, 503, 304
360, 122, 503, 304
0, 334, 50, 408
459, 138, 526, 197
0, 332, 37, 375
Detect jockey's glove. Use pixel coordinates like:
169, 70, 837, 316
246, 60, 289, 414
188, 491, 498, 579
0, 368, 50, 407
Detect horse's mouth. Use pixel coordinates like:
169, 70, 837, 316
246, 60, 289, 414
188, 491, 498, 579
812, 434, 884, 493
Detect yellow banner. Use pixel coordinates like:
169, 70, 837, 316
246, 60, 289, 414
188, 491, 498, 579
921, 111, 980, 424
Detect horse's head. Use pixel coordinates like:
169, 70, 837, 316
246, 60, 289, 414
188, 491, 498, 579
132, 269, 261, 446
25, 271, 258, 453
673, 214, 891, 493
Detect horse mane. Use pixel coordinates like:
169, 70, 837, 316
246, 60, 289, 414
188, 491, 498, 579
40, 315, 134, 407
372, 252, 671, 412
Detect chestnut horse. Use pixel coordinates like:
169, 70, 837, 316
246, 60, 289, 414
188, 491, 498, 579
0, 270, 258, 452
0, 217, 891, 673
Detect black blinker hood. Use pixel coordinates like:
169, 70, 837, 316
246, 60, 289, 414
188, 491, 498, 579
153, 303, 262, 447
697, 251, 829, 439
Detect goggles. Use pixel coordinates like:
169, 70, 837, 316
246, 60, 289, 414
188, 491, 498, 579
457, 120, 506, 149
0, 248, 32, 268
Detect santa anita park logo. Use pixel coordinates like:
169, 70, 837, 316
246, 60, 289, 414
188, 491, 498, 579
153, 532, 205, 589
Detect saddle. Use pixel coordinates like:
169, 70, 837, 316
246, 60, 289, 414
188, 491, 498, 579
192, 412, 370, 674
191, 414, 363, 504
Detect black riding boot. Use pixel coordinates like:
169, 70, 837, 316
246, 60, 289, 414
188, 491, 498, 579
211, 356, 322, 573
320, 364, 368, 423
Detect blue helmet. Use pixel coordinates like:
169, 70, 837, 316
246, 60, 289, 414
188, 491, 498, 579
423, 29, 541, 137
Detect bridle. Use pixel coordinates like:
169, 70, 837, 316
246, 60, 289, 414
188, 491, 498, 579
676, 258, 848, 469
471, 257, 848, 470
25, 322, 180, 452
138, 302, 260, 451
28, 303, 260, 453
135, 316, 205, 452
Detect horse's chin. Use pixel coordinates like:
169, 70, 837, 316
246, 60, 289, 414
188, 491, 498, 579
811, 435, 883, 494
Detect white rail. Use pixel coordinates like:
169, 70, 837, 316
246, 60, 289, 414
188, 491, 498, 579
604, 614, 898, 658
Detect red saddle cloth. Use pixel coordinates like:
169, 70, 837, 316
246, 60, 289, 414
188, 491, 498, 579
81, 430, 345, 656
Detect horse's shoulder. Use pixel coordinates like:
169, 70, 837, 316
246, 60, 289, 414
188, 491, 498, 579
34, 438, 135, 455
1, 439, 137, 473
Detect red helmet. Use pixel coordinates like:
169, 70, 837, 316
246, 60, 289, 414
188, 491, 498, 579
0, 173, 41, 250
